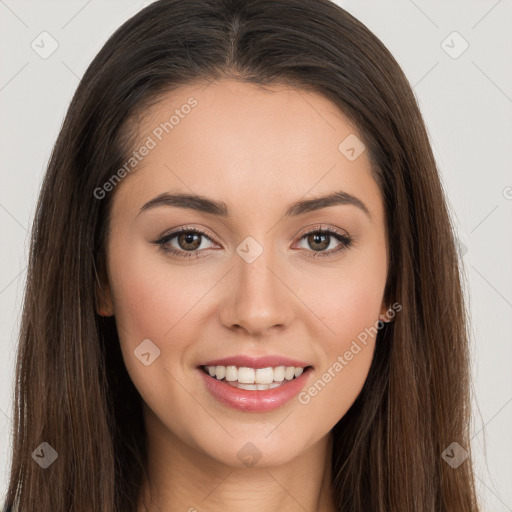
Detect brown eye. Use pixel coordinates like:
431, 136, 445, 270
153, 225, 353, 261
176, 232, 202, 251
296, 228, 353, 258
306, 232, 330, 251
153, 227, 216, 259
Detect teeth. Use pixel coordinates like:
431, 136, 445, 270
255, 367, 274, 384
238, 367, 255, 384
284, 366, 295, 380
273, 366, 285, 381
225, 366, 238, 382
215, 366, 226, 380
204, 365, 307, 384
226, 381, 286, 390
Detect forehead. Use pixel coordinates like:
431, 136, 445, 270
111, 79, 382, 222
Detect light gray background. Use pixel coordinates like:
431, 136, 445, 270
1, 0, 511, 509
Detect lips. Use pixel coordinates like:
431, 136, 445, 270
197, 364, 313, 412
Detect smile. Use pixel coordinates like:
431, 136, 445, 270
201, 364, 308, 390
198, 365, 313, 412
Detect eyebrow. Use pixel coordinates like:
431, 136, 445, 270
138, 190, 371, 219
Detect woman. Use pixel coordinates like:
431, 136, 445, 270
3, 0, 481, 510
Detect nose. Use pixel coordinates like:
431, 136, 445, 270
218, 244, 294, 336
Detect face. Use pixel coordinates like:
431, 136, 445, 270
99, 79, 389, 468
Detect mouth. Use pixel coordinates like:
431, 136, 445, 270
199, 364, 313, 391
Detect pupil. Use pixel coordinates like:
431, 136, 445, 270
179, 232, 200, 250
310, 233, 328, 250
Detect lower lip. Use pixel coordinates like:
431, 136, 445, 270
198, 367, 313, 412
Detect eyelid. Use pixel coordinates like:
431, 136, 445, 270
153, 223, 353, 259
154, 225, 218, 244
291, 224, 353, 258
293, 223, 350, 240
155, 223, 349, 244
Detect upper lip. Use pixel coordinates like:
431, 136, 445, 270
199, 355, 312, 369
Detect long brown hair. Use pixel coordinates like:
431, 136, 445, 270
3, 0, 480, 510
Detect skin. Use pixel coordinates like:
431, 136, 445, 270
97, 79, 390, 512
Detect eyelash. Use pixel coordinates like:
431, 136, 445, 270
153, 225, 353, 260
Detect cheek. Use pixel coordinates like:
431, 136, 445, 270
106, 248, 207, 436
301, 250, 387, 347
296, 253, 386, 417
110, 269, 173, 345
108, 244, 203, 345
298, 282, 379, 427
105, 246, 194, 408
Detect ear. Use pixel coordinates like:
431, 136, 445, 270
378, 301, 393, 323
94, 260, 114, 317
